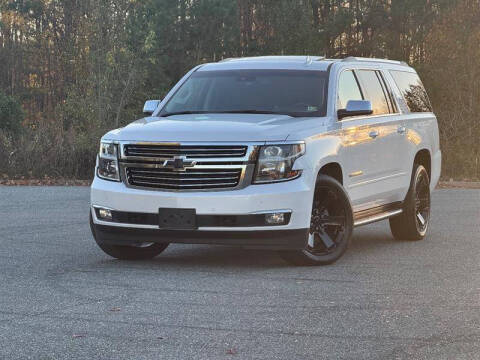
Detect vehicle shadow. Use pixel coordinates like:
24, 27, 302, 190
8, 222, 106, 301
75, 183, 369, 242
349, 226, 399, 254
94, 224, 400, 270
98, 245, 289, 270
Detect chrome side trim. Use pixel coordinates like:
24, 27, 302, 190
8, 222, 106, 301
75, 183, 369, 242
354, 209, 403, 227
251, 209, 292, 215
348, 172, 407, 189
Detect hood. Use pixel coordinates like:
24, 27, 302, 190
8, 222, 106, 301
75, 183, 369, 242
103, 113, 330, 143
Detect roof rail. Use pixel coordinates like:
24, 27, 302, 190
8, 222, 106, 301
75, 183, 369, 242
342, 57, 408, 66
219, 55, 326, 63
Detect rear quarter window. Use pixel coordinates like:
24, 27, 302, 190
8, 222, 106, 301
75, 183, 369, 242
390, 71, 433, 113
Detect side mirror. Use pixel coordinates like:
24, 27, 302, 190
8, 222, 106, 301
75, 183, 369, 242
143, 100, 161, 116
337, 100, 373, 120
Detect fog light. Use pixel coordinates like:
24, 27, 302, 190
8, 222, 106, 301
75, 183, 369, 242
98, 208, 112, 220
265, 212, 286, 225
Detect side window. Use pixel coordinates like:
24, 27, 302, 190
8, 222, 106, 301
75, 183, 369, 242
337, 70, 363, 110
378, 71, 398, 113
357, 70, 390, 115
390, 71, 433, 113
356, 70, 390, 115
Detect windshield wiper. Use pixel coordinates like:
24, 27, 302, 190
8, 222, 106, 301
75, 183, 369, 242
160, 111, 210, 117
217, 110, 290, 116
161, 110, 293, 117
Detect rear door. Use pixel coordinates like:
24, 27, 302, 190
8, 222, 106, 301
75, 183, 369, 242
339, 68, 407, 211
388, 70, 437, 190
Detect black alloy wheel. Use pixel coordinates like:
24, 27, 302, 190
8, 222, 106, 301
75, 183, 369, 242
413, 168, 430, 235
390, 164, 431, 241
280, 175, 353, 266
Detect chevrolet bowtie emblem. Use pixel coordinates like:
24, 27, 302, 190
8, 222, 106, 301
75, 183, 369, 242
162, 156, 197, 171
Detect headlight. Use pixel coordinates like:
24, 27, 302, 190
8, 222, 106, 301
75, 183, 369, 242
97, 141, 120, 181
253, 143, 305, 184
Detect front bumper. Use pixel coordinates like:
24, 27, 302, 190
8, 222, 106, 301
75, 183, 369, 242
90, 175, 314, 249
91, 219, 309, 250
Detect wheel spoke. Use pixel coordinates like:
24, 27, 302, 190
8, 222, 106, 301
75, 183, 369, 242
417, 212, 426, 226
307, 233, 315, 248
317, 229, 335, 249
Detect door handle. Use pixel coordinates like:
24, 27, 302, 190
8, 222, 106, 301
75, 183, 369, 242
397, 126, 406, 135
369, 130, 379, 139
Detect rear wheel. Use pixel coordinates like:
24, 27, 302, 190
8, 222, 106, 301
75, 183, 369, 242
279, 175, 353, 266
90, 213, 169, 260
389, 164, 431, 241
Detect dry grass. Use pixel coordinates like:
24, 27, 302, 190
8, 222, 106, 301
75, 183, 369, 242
0, 178, 91, 186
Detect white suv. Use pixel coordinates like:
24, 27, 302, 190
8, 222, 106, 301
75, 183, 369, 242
90, 56, 441, 265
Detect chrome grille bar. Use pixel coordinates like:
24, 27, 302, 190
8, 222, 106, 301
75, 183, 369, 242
124, 144, 247, 159
129, 175, 240, 181
129, 169, 240, 176
129, 180, 239, 189
124, 166, 245, 191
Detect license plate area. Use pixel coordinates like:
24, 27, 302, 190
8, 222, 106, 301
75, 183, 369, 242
159, 208, 197, 230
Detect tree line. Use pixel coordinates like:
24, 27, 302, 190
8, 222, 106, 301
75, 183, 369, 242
0, 0, 478, 179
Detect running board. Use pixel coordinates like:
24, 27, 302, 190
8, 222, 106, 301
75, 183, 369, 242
354, 209, 403, 227
353, 202, 403, 227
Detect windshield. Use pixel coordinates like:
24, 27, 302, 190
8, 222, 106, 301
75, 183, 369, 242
160, 70, 328, 118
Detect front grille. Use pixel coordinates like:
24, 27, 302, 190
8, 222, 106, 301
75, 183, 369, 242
124, 144, 247, 159
126, 167, 243, 190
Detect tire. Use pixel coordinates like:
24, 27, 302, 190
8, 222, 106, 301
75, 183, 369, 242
389, 164, 431, 241
90, 213, 169, 260
279, 175, 354, 266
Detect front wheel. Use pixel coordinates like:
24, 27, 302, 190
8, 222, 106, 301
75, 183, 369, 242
279, 175, 353, 266
90, 213, 169, 260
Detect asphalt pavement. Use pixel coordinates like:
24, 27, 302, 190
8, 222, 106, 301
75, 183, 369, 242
0, 186, 479, 360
